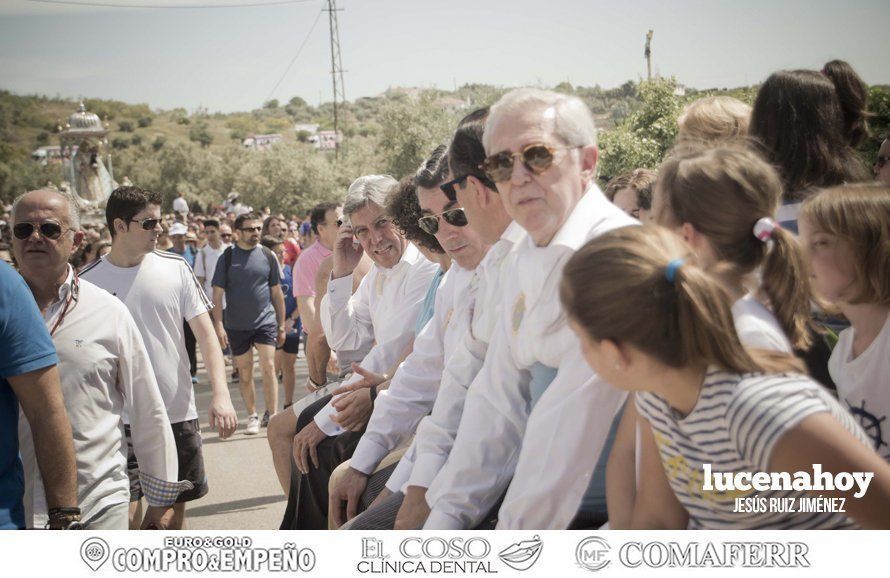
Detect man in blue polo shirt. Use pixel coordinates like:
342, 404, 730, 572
0, 259, 78, 529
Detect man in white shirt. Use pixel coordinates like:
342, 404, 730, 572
194, 219, 231, 299
424, 88, 634, 530
12, 188, 189, 530
172, 192, 189, 218
273, 175, 439, 529
329, 145, 490, 528
81, 186, 238, 530
345, 108, 525, 530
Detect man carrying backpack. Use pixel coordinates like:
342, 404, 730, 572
212, 213, 286, 435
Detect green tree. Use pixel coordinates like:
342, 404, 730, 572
189, 123, 213, 148
118, 120, 134, 132
377, 92, 458, 178
138, 116, 153, 128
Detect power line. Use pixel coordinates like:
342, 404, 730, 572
27, 0, 317, 9
264, 5, 325, 104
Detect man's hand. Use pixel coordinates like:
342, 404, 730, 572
293, 421, 328, 474
329, 467, 369, 528
331, 389, 373, 432
276, 327, 286, 347
285, 318, 296, 333
327, 351, 341, 376
332, 224, 363, 279
394, 486, 431, 530
331, 363, 386, 395
141, 505, 174, 530
209, 394, 238, 439
215, 325, 229, 350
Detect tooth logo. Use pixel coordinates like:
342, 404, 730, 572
499, 535, 543, 571
81, 537, 110, 571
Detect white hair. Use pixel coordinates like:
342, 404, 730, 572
483, 88, 598, 153
11, 188, 81, 231
342, 174, 398, 218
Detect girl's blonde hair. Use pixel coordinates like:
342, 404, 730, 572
654, 145, 814, 349
801, 184, 890, 306
677, 96, 751, 145
560, 226, 802, 374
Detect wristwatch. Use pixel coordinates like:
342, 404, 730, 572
46, 507, 84, 530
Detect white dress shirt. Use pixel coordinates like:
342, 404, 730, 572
315, 242, 439, 436
424, 186, 636, 530
348, 264, 476, 480
402, 221, 526, 491
18, 267, 182, 527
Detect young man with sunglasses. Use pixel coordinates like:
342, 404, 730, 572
329, 147, 490, 529
351, 109, 526, 530
275, 175, 439, 530
211, 213, 286, 435
11, 188, 188, 530
423, 89, 635, 531
875, 137, 890, 184
80, 186, 238, 530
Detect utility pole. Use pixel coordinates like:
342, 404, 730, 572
325, 0, 346, 159
645, 30, 654, 81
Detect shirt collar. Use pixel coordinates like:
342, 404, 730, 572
56, 264, 76, 306
547, 183, 620, 251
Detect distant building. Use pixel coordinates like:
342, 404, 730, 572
294, 123, 320, 135
243, 134, 282, 150
309, 130, 340, 151
32, 145, 74, 165
435, 96, 469, 112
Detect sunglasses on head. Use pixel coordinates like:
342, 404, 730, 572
129, 217, 160, 231
13, 221, 66, 240
480, 143, 581, 183
417, 207, 468, 235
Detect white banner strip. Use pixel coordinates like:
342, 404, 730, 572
3, 530, 888, 577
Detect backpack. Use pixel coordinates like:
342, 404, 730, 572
221, 245, 278, 289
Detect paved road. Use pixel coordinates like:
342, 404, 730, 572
185, 352, 313, 530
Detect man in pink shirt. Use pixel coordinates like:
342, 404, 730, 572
293, 202, 341, 394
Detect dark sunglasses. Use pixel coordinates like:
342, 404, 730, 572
876, 155, 890, 169
439, 175, 470, 201
220, 233, 233, 239
240, 226, 262, 232
13, 221, 66, 240
480, 143, 581, 183
129, 218, 160, 231
417, 207, 468, 235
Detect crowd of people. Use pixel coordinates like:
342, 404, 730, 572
1, 59, 890, 531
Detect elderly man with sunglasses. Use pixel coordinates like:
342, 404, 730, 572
11, 188, 187, 529
276, 175, 439, 530
423, 88, 635, 530
81, 186, 238, 530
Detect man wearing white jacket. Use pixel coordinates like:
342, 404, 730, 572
424, 89, 635, 530
12, 189, 188, 530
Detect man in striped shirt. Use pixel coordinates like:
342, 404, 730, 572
81, 186, 238, 530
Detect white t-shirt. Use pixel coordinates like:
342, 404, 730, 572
829, 312, 890, 462
194, 243, 229, 299
80, 250, 212, 423
172, 197, 189, 215
732, 293, 793, 353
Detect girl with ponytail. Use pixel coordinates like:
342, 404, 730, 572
654, 144, 814, 353
561, 225, 890, 529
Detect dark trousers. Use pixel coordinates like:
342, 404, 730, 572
184, 320, 197, 377
279, 395, 364, 530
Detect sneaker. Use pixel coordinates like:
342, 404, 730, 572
245, 414, 260, 435
231, 369, 240, 382
261, 410, 270, 428
191, 375, 198, 385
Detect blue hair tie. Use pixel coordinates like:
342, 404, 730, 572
665, 258, 685, 284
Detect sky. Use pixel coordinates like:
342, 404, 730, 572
1, 0, 889, 113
